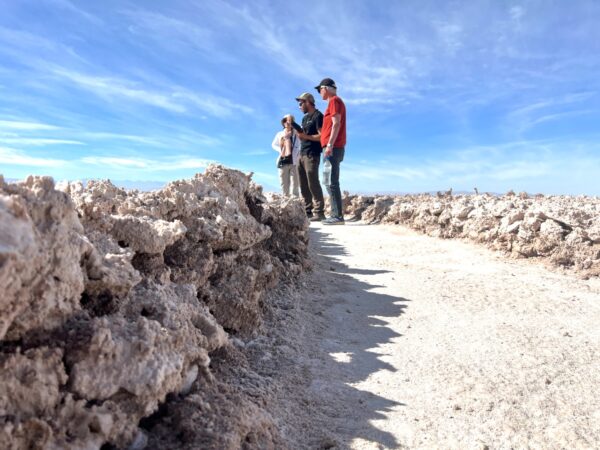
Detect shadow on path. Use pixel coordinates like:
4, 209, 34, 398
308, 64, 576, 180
293, 226, 409, 449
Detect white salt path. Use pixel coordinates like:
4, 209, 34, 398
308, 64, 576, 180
276, 223, 600, 449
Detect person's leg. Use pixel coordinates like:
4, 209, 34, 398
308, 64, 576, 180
280, 165, 290, 196
306, 154, 325, 217
297, 156, 313, 215
284, 164, 293, 197
291, 164, 300, 197
325, 162, 334, 218
328, 148, 344, 219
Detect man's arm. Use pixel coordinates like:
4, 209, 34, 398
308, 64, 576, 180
297, 131, 321, 142
298, 113, 323, 142
324, 113, 341, 156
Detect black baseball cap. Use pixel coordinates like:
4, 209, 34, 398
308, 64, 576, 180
314, 78, 337, 91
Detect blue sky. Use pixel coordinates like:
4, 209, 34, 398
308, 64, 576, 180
1, 0, 599, 194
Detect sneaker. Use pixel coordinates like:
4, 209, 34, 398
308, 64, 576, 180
322, 217, 345, 225
310, 214, 326, 222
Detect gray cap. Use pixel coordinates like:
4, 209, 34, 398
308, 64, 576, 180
295, 92, 316, 104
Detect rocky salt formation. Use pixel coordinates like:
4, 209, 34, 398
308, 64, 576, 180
345, 192, 600, 278
0, 166, 309, 449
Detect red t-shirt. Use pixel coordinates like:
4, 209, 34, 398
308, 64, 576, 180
320, 95, 346, 148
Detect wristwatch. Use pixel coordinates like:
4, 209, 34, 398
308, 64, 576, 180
326, 143, 332, 148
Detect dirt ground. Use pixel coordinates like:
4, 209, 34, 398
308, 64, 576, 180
254, 222, 600, 449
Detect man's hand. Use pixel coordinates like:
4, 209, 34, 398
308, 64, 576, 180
324, 146, 333, 157
296, 131, 308, 140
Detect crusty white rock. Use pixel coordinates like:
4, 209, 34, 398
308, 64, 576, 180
344, 192, 600, 278
0, 165, 309, 449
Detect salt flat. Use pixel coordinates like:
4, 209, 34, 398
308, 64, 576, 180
270, 222, 600, 449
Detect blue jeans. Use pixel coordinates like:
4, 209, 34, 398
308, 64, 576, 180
325, 147, 345, 219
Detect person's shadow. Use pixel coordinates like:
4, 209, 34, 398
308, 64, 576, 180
289, 226, 409, 449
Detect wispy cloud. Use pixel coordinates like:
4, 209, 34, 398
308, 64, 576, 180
0, 147, 66, 167
243, 149, 270, 156
0, 138, 84, 146
80, 155, 213, 171
524, 109, 596, 130
53, 68, 188, 113
0, 25, 86, 69
345, 163, 427, 181
202, 2, 424, 106
123, 9, 229, 61
81, 156, 150, 168
78, 132, 167, 146
72, 131, 221, 149
508, 91, 598, 133
0, 120, 59, 131
509, 5, 526, 22
341, 138, 600, 194
50, 67, 253, 118
42, 0, 102, 25
173, 90, 253, 117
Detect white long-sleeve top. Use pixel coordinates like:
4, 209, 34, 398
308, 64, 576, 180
271, 130, 301, 166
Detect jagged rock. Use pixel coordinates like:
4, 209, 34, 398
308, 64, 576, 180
361, 196, 394, 224
0, 164, 309, 449
0, 347, 67, 419
344, 195, 374, 220
451, 203, 474, 220
344, 192, 600, 277
109, 215, 187, 254
0, 176, 88, 341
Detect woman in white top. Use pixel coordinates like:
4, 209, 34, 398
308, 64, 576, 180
271, 114, 301, 197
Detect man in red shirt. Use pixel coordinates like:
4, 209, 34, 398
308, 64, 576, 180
316, 77, 346, 225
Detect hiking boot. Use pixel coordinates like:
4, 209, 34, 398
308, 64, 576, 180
322, 217, 345, 225
310, 214, 326, 222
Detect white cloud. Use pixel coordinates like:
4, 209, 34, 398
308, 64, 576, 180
202, 2, 424, 106
0, 138, 84, 146
43, 0, 102, 24
0, 147, 66, 167
53, 69, 188, 113
338, 138, 600, 194
345, 163, 427, 181
0, 120, 59, 131
509, 5, 526, 22
174, 91, 254, 118
81, 156, 149, 168
80, 132, 166, 147
243, 149, 270, 156
159, 158, 213, 170
123, 10, 225, 59
508, 92, 598, 133
433, 21, 464, 53
524, 109, 595, 129
0, 25, 87, 69
80, 155, 213, 171
50, 67, 254, 118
